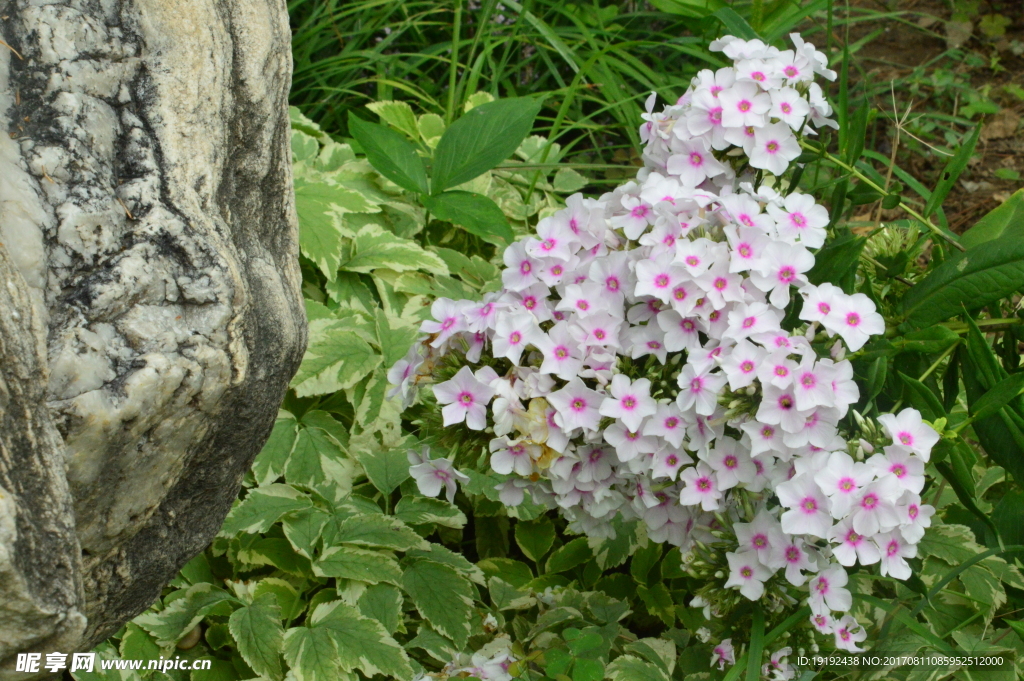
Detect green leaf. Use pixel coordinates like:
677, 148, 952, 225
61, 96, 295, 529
417, 113, 446, 148
253, 415, 299, 487
406, 543, 487, 584
624, 639, 676, 677
970, 371, 1024, 421
236, 537, 312, 575
406, 625, 458, 663
546, 537, 593, 573
402, 560, 476, 648
649, 0, 724, 18
924, 126, 980, 225
898, 372, 945, 421
900, 235, 1024, 329
291, 320, 382, 398
134, 584, 238, 647
806, 230, 866, 294
285, 426, 355, 491
357, 584, 404, 634
339, 223, 448, 274
119, 623, 161, 663
354, 444, 412, 496
431, 97, 543, 193
282, 626, 346, 681
395, 496, 467, 528
281, 507, 330, 558
477, 557, 534, 587
488, 576, 536, 610
637, 583, 675, 626
712, 7, 760, 40
896, 326, 961, 355
229, 593, 285, 681
365, 100, 420, 140
605, 655, 669, 681
332, 513, 429, 551
311, 600, 414, 680
960, 348, 1024, 487
254, 579, 303, 623
933, 441, 1001, 544
515, 518, 556, 563
347, 113, 428, 194
961, 189, 1024, 248
866, 356, 887, 401
314, 547, 403, 585
220, 485, 312, 536
295, 178, 378, 281
746, 607, 765, 681
553, 167, 588, 193
423, 191, 514, 245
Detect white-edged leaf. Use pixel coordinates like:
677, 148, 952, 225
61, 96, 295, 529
310, 601, 414, 680
282, 626, 348, 681
295, 178, 379, 281
395, 496, 467, 529
291, 319, 382, 398
314, 546, 403, 585
252, 414, 298, 487
402, 560, 476, 648
339, 223, 447, 274
332, 513, 429, 551
134, 584, 238, 647
219, 485, 311, 537
229, 592, 285, 680
357, 584, 404, 634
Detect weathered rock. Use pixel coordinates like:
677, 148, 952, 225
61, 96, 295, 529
0, 0, 305, 672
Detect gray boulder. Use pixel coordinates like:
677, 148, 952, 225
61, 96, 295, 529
0, 0, 305, 672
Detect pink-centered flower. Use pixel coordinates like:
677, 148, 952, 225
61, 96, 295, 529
433, 366, 498, 430
877, 409, 939, 461
725, 550, 774, 600
547, 377, 604, 432
776, 473, 832, 538
600, 375, 658, 431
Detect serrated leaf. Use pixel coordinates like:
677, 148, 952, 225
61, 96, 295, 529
291, 320, 382, 398
285, 426, 355, 492
220, 485, 312, 537
339, 223, 448, 274
333, 513, 428, 551
417, 113, 446, 149
431, 97, 543, 193
254, 578, 303, 623
134, 584, 238, 647
282, 507, 331, 558
295, 178, 379, 281
488, 577, 536, 610
229, 593, 284, 680
406, 543, 486, 584
402, 560, 476, 648
325, 272, 376, 311
292, 130, 320, 164
119, 623, 161, 663
901, 236, 1024, 329
546, 537, 593, 573
624, 638, 676, 675
366, 100, 420, 140
406, 625, 458, 663
236, 537, 312, 575
314, 546, 403, 585
310, 600, 414, 680
395, 496, 467, 528
553, 167, 588, 192
354, 443, 411, 496
605, 655, 669, 681
373, 307, 418, 368
515, 518, 555, 563
637, 583, 675, 626
422, 191, 514, 245
477, 557, 534, 587
252, 415, 299, 487
357, 584, 403, 634
347, 113, 428, 194
282, 626, 347, 681
919, 522, 983, 565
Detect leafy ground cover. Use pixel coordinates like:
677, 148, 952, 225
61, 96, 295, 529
82, 2, 1024, 681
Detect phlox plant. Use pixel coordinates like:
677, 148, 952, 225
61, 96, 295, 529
391, 33, 942, 676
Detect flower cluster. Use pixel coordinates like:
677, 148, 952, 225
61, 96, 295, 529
391, 34, 938, 658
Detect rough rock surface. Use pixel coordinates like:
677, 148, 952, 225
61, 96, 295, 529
0, 0, 305, 671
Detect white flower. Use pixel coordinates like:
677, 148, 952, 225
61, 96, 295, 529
877, 409, 940, 461
725, 550, 774, 599
409, 449, 469, 503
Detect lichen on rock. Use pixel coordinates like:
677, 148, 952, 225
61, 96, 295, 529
0, 0, 305, 672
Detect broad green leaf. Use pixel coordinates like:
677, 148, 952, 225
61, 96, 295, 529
590, 518, 642, 569
285, 426, 355, 492
339, 223, 448, 274
970, 371, 1024, 421
395, 496, 467, 529
254, 578, 303, 622
402, 560, 476, 648
292, 130, 320, 164
960, 347, 1024, 486
900, 236, 1024, 329
347, 113, 428, 194
311, 601, 414, 680
464, 91, 496, 111
630, 542, 662, 586
220, 485, 311, 537
365, 100, 419, 140
897, 372, 944, 421
406, 543, 487, 584
932, 441, 994, 539
314, 546, 403, 585
552, 167, 588, 193
924, 126, 980, 226
374, 307, 418, 368
282, 507, 331, 558
134, 584, 238, 647
918, 522, 983, 565
422, 191, 514, 245
637, 583, 675, 626
282, 626, 347, 681
476, 557, 534, 587
961, 188, 1024, 248
417, 113, 445, 149
295, 178, 378, 281
431, 97, 543, 193
806, 230, 865, 294
515, 518, 555, 563
291, 320, 382, 398
236, 537, 312, 575
602, 655, 667, 679
229, 593, 285, 680
895, 326, 961, 355
488, 576, 536, 610
624, 639, 676, 676
325, 272, 376, 311
354, 444, 411, 495
546, 537, 593, 573
406, 625, 458, 663
252, 415, 299, 487
119, 623, 161, 663
357, 584, 404, 634
332, 513, 429, 551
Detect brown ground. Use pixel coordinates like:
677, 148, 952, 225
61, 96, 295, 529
838, 0, 1024, 232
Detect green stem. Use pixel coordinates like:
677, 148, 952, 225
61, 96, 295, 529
446, 0, 463, 124
801, 140, 965, 252
885, 340, 958, 415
